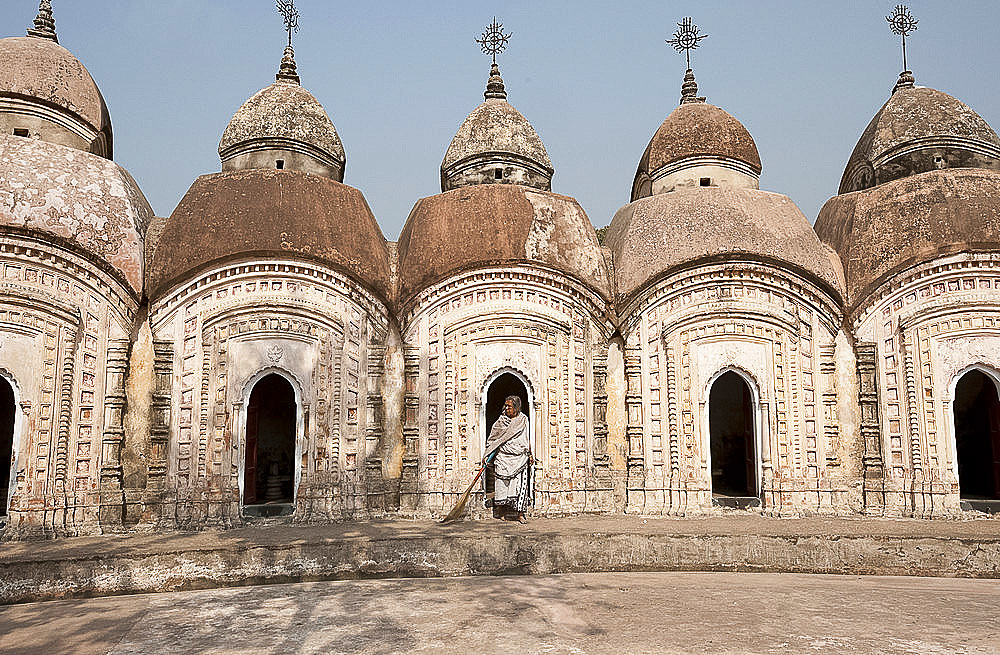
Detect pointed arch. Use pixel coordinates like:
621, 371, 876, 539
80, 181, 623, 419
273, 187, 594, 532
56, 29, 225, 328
0, 370, 24, 518
235, 367, 304, 512
479, 366, 535, 458
949, 365, 1000, 503
704, 366, 762, 503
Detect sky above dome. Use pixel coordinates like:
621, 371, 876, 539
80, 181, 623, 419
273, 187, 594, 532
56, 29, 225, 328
2, 1, 997, 239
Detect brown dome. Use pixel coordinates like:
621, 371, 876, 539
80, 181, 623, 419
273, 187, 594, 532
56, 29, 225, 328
840, 85, 1000, 194
817, 168, 1000, 309
0, 135, 149, 293
0, 36, 112, 156
148, 169, 391, 302
605, 187, 844, 300
397, 184, 611, 305
633, 102, 761, 200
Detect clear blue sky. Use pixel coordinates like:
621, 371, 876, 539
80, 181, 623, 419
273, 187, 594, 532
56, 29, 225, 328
3, 1, 998, 239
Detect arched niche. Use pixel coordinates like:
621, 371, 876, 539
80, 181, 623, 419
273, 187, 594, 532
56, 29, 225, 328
479, 368, 534, 501
237, 369, 303, 516
951, 367, 1000, 507
0, 370, 24, 519
706, 368, 761, 507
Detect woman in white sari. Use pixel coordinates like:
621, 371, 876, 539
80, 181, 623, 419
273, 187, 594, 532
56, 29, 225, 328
484, 395, 532, 523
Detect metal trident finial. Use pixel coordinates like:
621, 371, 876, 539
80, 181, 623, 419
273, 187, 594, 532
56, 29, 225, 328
886, 5, 918, 72
666, 17, 708, 70
276, 0, 300, 46
476, 17, 512, 64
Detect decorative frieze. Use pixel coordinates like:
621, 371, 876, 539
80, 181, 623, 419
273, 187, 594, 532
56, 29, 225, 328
616, 260, 845, 514
397, 265, 611, 515
143, 260, 389, 527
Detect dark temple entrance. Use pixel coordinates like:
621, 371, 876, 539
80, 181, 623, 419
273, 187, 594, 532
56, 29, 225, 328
244, 374, 297, 512
1, 377, 14, 517
483, 372, 530, 502
709, 371, 758, 507
954, 370, 1000, 510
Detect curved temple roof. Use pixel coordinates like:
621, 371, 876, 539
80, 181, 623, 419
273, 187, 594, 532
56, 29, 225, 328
397, 184, 611, 306
0, 135, 150, 292
817, 168, 1000, 308
148, 169, 391, 302
606, 187, 844, 301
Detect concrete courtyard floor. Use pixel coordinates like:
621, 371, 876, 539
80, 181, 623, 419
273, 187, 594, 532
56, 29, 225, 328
1, 571, 998, 654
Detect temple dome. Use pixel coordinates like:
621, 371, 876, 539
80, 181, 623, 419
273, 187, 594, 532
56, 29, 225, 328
840, 82, 1000, 194
0, 134, 150, 293
817, 168, 1000, 309
606, 187, 843, 301
218, 47, 346, 181
0, 13, 113, 159
397, 184, 611, 305
632, 96, 761, 200
610, 73, 829, 300
147, 169, 390, 302
440, 64, 553, 192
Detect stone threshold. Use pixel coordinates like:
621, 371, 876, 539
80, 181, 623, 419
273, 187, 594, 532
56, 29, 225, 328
1, 515, 998, 605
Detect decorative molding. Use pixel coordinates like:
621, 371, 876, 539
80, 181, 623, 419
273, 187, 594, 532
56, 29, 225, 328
853, 252, 1000, 329
149, 258, 389, 341
856, 342, 883, 471
620, 260, 841, 340
0, 232, 139, 315
401, 264, 613, 338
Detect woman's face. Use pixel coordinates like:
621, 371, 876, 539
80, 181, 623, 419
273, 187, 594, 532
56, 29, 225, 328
503, 399, 518, 418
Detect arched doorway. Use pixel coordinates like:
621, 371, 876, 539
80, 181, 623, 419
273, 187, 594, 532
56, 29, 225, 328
953, 369, 1000, 503
709, 371, 758, 504
243, 374, 297, 508
482, 371, 531, 508
0, 376, 14, 517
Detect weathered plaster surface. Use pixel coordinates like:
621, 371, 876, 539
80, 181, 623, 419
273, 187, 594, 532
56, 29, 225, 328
817, 169, 1000, 310
0, 135, 149, 292
147, 169, 391, 302
219, 80, 344, 165
0, 36, 107, 132
3, 517, 1000, 604
638, 102, 761, 184
442, 99, 552, 175
606, 187, 844, 300
397, 185, 611, 306
842, 86, 1000, 193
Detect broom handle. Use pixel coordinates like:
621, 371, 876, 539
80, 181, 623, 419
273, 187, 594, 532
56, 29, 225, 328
474, 450, 498, 484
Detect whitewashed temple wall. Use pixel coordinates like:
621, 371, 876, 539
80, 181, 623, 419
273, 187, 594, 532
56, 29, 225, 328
397, 266, 616, 517
146, 258, 389, 529
852, 252, 1000, 517
0, 233, 138, 537
618, 261, 853, 515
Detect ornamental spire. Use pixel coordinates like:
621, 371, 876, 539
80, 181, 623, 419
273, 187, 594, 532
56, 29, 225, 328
679, 69, 702, 104
274, 0, 301, 84
477, 18, 511, 101
26, 0, 58, 43
666, 17, 708, 104
276, 45, 300, 84
886, 4, 918, 93
484, 62, 507, 101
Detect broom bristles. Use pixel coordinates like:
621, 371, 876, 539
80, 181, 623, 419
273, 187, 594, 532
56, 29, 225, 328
440, 464, 487, 523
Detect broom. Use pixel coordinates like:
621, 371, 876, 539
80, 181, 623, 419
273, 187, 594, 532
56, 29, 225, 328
440, 451, 497, 523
